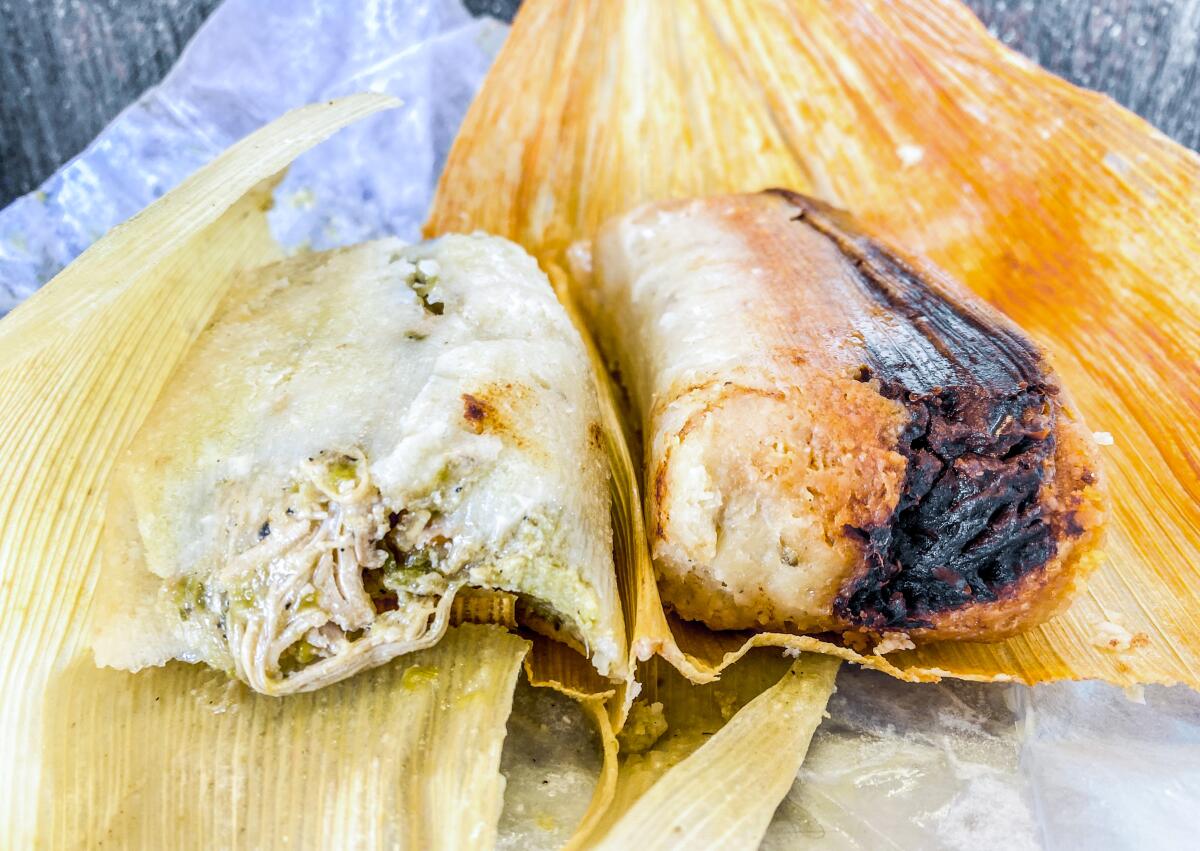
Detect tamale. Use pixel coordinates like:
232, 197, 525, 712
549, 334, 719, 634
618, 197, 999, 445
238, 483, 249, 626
0, 89, 628, 848
576, 190, 1105, 646
0, 95, 636, 847
428, 0, 1200, 690
94, 233, 627, 695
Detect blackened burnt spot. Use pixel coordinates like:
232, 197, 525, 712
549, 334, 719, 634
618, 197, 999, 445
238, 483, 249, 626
836, 382, 1057, 630
765, 190, 1061, 630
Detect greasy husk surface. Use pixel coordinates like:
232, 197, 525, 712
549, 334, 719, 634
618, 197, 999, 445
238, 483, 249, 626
427, 0, 1200, 690
0, 95, 536, 846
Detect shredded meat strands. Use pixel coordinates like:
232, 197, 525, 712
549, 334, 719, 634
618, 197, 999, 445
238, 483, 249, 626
218, 452, 460, 694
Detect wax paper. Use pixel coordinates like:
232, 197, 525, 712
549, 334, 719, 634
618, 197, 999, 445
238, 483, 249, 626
0, 0, 1196, 847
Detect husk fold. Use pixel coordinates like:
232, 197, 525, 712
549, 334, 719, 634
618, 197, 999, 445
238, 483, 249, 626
427, 0, 1200, 691
590, 653, 839, 850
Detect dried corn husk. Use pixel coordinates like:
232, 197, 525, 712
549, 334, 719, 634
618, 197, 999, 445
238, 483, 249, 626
42, 623, 528, 849
0, 94, 545, 848
428, 0, 1200, 691
591, 653, 838, 850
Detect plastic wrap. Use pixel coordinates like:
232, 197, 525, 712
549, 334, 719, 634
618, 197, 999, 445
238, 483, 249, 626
0, 0, 1195, 846
0, 0, 505, 315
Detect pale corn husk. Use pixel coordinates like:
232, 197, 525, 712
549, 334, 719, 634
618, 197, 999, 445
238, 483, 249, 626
590, 654, 839, 851
42, 623, 528, 849
0, 95, 369, 841
0, 94, 546, 847
428, 0, 1200, 691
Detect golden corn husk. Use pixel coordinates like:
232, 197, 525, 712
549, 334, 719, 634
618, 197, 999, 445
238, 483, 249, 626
428, 0, 1200, 691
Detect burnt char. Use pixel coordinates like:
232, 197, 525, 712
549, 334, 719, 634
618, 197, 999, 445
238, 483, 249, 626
842, 380, 1056, 630
770, 190, 1060, 630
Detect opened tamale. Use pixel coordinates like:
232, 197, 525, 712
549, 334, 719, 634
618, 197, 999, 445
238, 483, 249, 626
0, 95, 639, 847
428, 0, 1200, 690
94, 233, 628, 695
575, 190, 1105, 646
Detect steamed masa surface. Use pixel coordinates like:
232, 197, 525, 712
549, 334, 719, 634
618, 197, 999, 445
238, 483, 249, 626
95, 233, 625, 693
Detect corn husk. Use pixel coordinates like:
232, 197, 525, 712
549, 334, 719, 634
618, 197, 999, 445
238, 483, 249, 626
42, 623, 528, 848
428, 0, 1200, 691
0, 94, 548, 848
591, 654, 839, 850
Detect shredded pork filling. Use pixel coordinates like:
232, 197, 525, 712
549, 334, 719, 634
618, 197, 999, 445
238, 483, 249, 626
177, 450, 465, 694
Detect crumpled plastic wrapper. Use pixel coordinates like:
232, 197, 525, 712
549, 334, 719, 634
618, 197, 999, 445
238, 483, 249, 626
0, 0, 1196, 846
0, 0, 505, 315
769, 670, 1200, 850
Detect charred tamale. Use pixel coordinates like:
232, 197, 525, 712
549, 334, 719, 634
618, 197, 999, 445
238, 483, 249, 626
576, 190, 1104, 644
